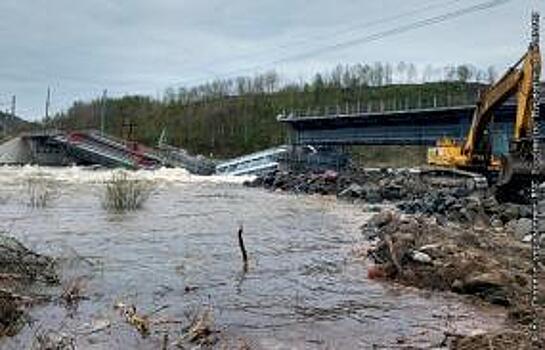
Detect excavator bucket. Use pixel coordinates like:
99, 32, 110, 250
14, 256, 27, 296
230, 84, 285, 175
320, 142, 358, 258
496, 142, 545, 201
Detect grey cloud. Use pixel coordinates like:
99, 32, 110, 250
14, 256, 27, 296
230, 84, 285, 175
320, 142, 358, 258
0, 0, 539, 119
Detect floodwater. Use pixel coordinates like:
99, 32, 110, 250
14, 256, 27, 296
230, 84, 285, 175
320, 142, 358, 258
0, 166, 506, 349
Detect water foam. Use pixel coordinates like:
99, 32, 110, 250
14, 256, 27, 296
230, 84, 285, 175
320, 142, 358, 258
0, 165, 254, 186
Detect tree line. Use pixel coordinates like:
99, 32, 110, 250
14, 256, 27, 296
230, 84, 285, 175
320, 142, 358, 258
50, 62, 491, 158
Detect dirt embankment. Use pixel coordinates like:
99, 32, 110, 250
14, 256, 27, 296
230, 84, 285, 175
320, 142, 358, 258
364, 210, 544, 349
0, 234, 58, 338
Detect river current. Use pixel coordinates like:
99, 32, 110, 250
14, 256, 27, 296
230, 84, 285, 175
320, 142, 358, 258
0, 166, 505, 349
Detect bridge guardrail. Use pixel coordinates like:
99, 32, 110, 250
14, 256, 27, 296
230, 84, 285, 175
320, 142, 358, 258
278, 92, 483, 121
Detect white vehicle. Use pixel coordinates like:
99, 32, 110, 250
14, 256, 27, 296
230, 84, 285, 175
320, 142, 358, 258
215, 146, 288, 176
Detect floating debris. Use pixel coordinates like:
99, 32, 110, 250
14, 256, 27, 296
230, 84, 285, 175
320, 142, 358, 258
114, 302, 150, 337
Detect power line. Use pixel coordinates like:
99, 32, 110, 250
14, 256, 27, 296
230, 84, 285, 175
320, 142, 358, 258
181, 0, 467, 74
275, 0, 512, 64
175, 0, 511, 87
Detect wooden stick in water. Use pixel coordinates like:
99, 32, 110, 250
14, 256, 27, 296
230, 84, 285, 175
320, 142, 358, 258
238, 225, 248, 268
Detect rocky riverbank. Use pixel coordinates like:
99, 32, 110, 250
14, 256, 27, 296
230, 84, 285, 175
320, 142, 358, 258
364, 209, 544, 349
246, 169, 545, 348
245, 169, 537, 237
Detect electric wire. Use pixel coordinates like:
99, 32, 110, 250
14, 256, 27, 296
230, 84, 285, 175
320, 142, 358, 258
174, 0, 512, 86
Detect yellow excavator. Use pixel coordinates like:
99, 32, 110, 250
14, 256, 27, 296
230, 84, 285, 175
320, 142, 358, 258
427, 32, 542, 194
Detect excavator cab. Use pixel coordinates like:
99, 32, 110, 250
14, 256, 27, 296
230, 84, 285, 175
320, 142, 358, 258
427, 137, 464, 168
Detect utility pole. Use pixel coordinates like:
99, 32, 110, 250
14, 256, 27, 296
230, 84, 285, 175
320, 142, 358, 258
1, 108, 5, 139
5, 95, 15, 137
45, 87, 51, 126
100, 89, 107, 135
11, 95, 16, 121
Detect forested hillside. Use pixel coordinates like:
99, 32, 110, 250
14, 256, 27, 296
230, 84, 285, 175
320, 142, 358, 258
0, 112, 34, 142
50, 63, 492, 158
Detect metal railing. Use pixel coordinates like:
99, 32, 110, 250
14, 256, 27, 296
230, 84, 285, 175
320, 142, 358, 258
278, 92, 482, 121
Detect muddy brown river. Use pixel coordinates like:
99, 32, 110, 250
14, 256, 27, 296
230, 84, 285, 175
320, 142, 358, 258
0, 166, 506, 349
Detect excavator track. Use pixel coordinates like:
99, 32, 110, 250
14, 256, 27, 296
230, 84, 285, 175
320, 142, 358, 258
419, 167, 489, 191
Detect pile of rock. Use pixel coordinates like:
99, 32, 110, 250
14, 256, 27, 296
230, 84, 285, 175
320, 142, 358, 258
364, 209, 545, 348
366, 209, 545, 307
364, 210, 534, 305
245, 168, 438, 200
245, 170, 341, 195
246, 169, 542, 238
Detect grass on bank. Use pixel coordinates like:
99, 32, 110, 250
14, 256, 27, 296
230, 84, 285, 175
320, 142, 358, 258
102, 171, 154, 212
25, 175, 56, 208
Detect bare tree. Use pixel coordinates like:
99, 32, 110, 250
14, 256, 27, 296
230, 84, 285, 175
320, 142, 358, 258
422, 64, 434, 82
330, 64, 343, 88
444, 65, 457, 81
264, 71, 279, 93
456, 65, 472, 82
384, 63, 393, 85
407, 63, 417, 83
396, 61, 407, 83
486, 65, 497, 84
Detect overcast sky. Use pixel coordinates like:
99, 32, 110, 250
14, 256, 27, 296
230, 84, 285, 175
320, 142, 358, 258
0, 0, 543, 120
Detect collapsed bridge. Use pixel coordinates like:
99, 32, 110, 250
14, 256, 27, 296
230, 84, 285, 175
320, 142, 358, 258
0, 130, 215, 173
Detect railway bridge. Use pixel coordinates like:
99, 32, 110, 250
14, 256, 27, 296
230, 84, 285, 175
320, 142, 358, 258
278, 98, 545, 154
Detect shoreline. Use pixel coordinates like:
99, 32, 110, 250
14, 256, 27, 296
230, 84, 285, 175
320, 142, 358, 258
245, 168, 545, 349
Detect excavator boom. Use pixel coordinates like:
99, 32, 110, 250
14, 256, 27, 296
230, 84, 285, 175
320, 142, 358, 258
427, 13, 542, 198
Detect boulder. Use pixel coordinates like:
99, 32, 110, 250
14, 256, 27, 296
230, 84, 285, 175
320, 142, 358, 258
518, 205, 532, 218
338, 183, 364, 199
461, 271, 511, 306
481, 195, 500, 214
362, 210, 397, 239
443, 195, 458, 209
370, 210, 395, 228
381, 185, 404, 201
464, 196, 482, 212
459, 207, 474, 223
506, 218, 532, 240
501, 204, 520, 222
364, 186, 383, 204
409, 250, 433, 264
490, 218, 504, 228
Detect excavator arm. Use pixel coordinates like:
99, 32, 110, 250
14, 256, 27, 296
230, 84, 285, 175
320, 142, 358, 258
462, 46, 540, 158
427, 13, 541, 199
514, 45, 541, 140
